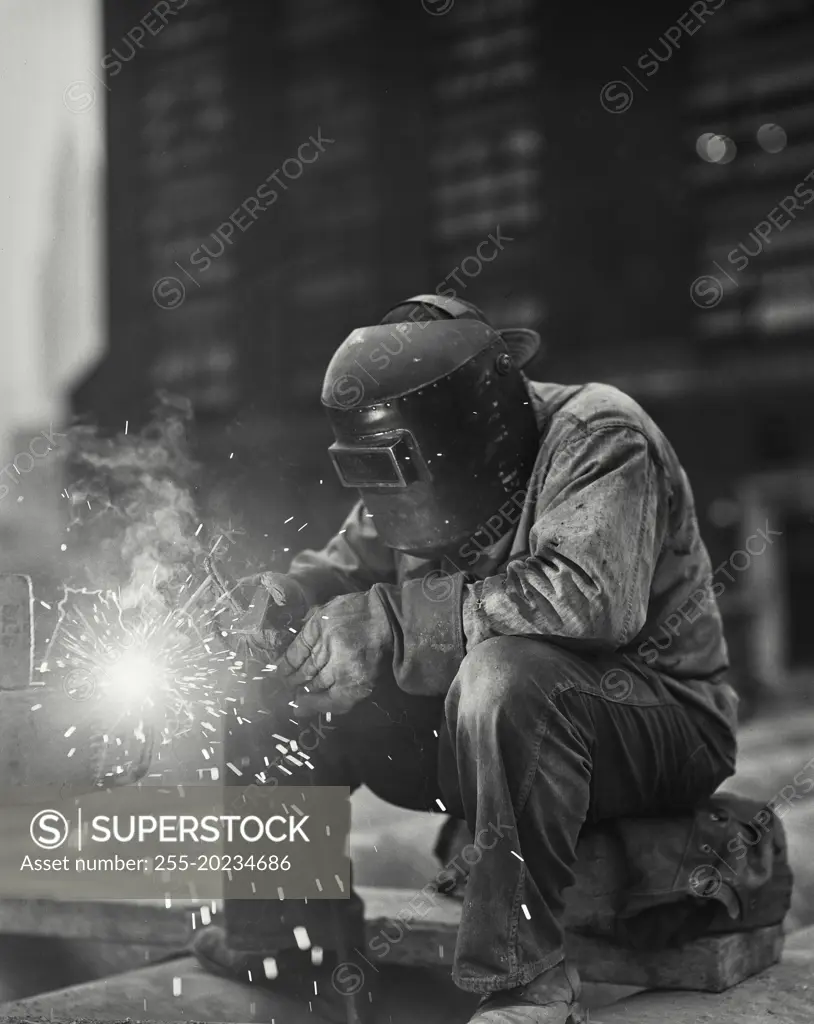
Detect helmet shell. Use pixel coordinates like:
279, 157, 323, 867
322, 319, 539, 558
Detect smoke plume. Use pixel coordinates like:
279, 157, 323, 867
64, 394, 205, 612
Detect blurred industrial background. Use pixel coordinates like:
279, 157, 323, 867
0, 0, 813, 1011
0, 0, 813, 726
72, 0, 814, 707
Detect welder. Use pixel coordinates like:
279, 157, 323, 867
195, 294, 738, 1024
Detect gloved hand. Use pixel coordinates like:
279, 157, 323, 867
207, 560, 310, 662
237, 571, 311, 658
275, 589, 392, 716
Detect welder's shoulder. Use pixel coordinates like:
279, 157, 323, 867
536, 381, 658, 450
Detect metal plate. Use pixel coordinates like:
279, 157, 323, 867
0, 573, 33, 690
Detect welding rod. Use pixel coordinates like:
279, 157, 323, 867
175, 574, 216, 618
176, 557, 251, 622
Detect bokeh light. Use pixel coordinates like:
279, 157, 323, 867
696, 133, 737, 164
756, 123, 787, 153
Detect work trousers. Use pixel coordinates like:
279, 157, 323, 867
228, 637, 737, 994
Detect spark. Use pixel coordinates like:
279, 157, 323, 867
50, 585, 237, 770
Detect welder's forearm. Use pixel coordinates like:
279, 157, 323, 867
284, 556, 360, 608
461, 428, 664, 651
462, 559, 632, 651
371, 560, 644, 700
287, 500, 397, 605
287, 547, 391, 606
377, 568, 631, 702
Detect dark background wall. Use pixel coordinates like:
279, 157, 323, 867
75, 0, 814, 689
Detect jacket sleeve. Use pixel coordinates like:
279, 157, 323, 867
286, 499, 398, 606
461, 425, 668, 651
368, 425, 668, 695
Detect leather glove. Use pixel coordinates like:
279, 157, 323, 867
207, 560, 310, 662
275, 589, 392, 716
236, 571, 311, 659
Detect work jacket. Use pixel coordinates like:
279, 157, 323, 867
287, 380, 740, 738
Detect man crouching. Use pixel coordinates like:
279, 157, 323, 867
195, 294, 738, 1024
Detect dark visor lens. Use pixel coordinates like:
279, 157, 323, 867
329, 438, 415, 488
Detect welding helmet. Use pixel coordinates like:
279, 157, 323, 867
321, 294, 541, 558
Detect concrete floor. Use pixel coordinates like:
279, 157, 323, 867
0, 703, 813, 1018
1, 928, 811, 1023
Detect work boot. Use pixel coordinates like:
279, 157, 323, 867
468, 961, 586, 1024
